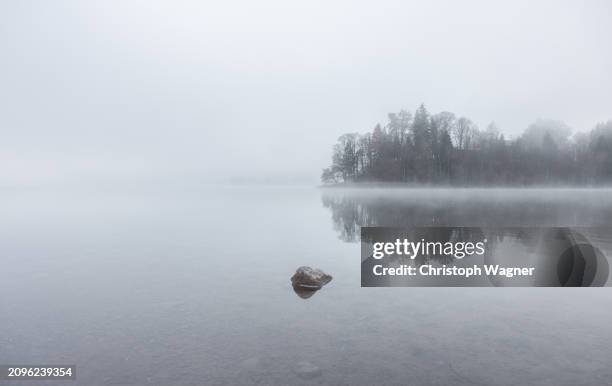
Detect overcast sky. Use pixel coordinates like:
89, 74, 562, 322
1, 0, 611, 185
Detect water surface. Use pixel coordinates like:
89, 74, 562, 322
2, 187, 612, 385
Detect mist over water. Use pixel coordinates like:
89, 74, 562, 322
2, 185, 612, 385
2, 0, 612, 384
322, 187, 612, 234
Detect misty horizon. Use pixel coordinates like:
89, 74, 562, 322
2, 1, 611, 186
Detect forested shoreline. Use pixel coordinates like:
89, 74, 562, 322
321, 105, 612, 185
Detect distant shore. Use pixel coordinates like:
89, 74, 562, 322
319, 182, 612, 189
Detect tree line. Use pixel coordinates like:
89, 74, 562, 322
322, 104, 612, 185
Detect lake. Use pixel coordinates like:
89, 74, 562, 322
2, 186, 612, 385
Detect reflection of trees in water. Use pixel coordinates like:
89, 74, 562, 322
322, 190, 612, 242
322, 193, 449, 242
334, 188, 612, 287
321, 194, 364, 242
321, 193, 517, 242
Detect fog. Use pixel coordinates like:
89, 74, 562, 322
1, 0, 611, 185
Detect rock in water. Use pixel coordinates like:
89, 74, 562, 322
292, 286, 317, 299
293, 361, 322, 379
291, 266, 332, 290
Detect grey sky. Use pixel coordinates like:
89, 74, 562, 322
1, 0, 611, 184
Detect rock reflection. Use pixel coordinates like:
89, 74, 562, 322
292, 285, 318, 299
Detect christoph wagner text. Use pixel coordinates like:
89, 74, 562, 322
373, 265, 535, 278
372, 239, 486, 259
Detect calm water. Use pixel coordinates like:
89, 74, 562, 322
2, 186, 612, 385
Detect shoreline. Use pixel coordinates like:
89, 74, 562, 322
319, 182, 612, 190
